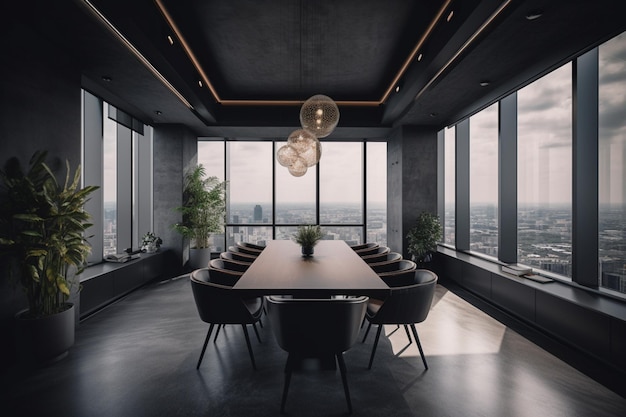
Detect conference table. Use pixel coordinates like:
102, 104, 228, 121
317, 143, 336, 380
232, 240, 390, 299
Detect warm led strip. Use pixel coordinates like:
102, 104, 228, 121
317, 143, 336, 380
80, 0, 194, 110
155, 0, 452, 107
414, 0, 514, 101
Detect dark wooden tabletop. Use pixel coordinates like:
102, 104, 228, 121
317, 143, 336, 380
232, 240, 390, 299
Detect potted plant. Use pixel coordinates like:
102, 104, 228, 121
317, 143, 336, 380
0, 151, 98, 363
406, 211, 442, 264
141, 232, 162, 253
173, 164, 226, 269
293, 224, 324, 257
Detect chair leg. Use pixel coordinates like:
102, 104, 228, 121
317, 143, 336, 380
252, 322, 262, 343
197, 323, 215, 369
361, 321, 372, 343
404, 325, 412, 344
280, 354, 294, 414
410, 324, 428, 370
337, 353, 353, 414
241, 324, 257, 370
213, 324, 223, 343
368, 324, 383, 369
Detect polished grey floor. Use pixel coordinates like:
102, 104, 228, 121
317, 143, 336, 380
2, 274, 625, 417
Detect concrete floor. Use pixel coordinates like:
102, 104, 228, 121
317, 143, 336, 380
2, 274, 625, 417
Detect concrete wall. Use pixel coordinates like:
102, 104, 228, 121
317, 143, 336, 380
387, 125, 438, 258
153, 125, 198, 277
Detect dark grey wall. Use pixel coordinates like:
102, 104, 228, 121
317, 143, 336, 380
387, 125, 438, 258
1, 18, 82, 371
153, 124, 198, 276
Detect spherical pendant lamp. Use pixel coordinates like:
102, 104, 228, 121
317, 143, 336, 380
287, 129, 317, 154
276, 144, 299, 167
299, 137, 322, 167
288, 156, 308, 177
299, 94, 340, 138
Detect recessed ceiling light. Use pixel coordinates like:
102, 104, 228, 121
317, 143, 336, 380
154, 110, 162, 115
446, 10, 454, 22
417, 53, 423, 62
525, 9, 543, 20
198, 80, 203, 87
101, 76, 112, 82
167, 35, 174, 45
480, 81, 490, 87
395, 85, 401, 93
430, 112, 438, 118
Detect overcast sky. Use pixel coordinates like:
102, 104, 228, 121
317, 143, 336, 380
199, 140, 387, 205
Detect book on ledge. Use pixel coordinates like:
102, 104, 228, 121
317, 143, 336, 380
105, 253, 140, 263
501, 264, 533, 276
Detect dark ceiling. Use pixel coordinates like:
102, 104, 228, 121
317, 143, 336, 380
11, 0, 626, 138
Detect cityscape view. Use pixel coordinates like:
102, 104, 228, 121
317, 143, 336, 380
449, 203, 626, 294
103, 202, 387, 256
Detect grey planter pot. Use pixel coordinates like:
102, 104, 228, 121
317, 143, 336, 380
188, 247, 212, 270
15, 303, 75, 365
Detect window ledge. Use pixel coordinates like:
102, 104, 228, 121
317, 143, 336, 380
436, 246, 626, 322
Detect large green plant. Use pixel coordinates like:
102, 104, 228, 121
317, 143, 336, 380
406, 211, 442, 262
0, 151, 98, 318
173, 165, 226, 249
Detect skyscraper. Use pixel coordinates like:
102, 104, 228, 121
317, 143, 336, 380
254, 205, 262, 222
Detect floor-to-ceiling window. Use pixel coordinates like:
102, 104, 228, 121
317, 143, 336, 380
518, 64, 573, 277
199, 139, 386, 249
469, 103, 499, 258
225, 141, 273, 247
82, 91, 153, 263
598, 31, 626, 294
443, 126, 456, 246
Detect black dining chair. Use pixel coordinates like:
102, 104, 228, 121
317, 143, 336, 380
225, 247, 258, 262
238, 241, 266, 250
376, 259, 417, 286
235, 242, 264, 256
353, 242, 380, 256
208, 258, 245, 285
212, 256, 251, 273
228, 245, 259, 258
359, 246, 392, 263
366, 251, 403, 267
361, 269, 438, 370
266, 295, 369, 414
190, 268, 263, 370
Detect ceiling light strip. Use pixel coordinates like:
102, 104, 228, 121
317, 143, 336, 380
220, 99, 380, 107
414, 0, 514, 102
154, 0, 221, 103
79, 0, 193, 110
380, 0, 454, 105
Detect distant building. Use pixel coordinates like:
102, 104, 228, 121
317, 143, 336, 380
254, 205, 262, 222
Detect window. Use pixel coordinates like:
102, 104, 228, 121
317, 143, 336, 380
518, 64, 572, 277
226, 141, 273, 247
599, 31, 626, 294
469, 103, 499, 258
275, 141, 316, 225
82, 91, 153, 263
320, 142, 364, 243
366, 142, 387, 246
198, 141, 226, 251
444, 126, 456, 245
199, 139, 386, 248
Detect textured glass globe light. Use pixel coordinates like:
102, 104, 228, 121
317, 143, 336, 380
287, 129, 317, 154
288, 157, 308, 177
299, 94, 340, 138
276, 144, 298, 167
299, 137, 322, 167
